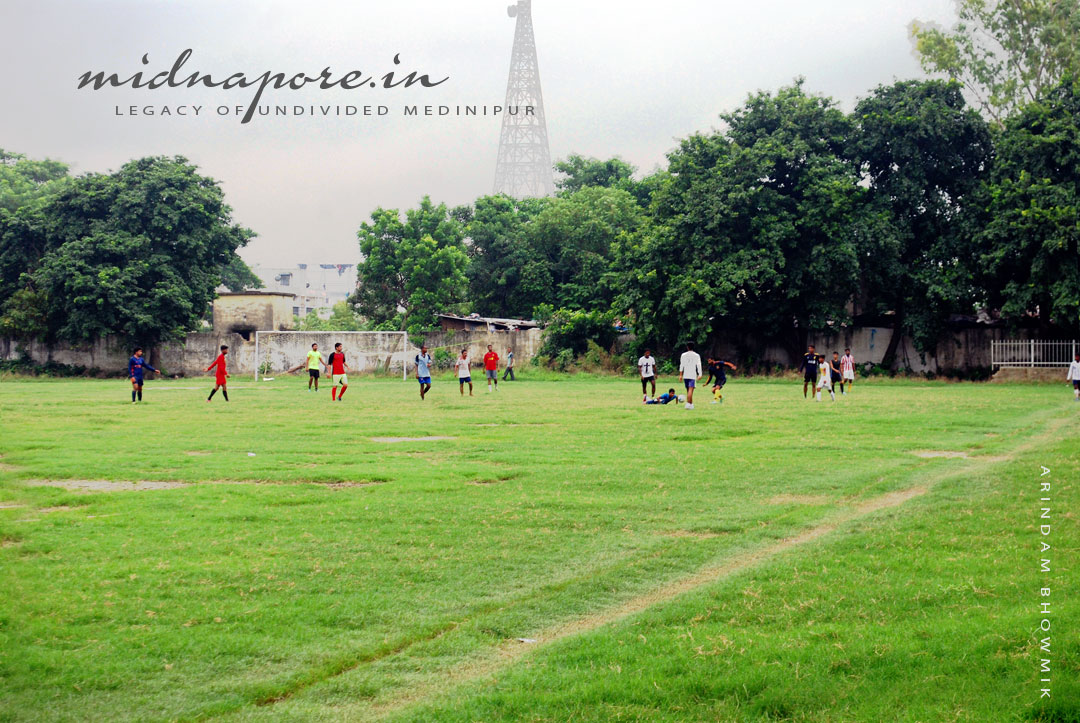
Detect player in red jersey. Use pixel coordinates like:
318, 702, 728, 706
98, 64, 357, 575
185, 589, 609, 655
483, 344, 499, 393
325, 342, 350, 401
206, 345, 229, 402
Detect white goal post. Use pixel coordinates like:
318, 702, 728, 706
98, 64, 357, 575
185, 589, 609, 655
254, 331, 410, 381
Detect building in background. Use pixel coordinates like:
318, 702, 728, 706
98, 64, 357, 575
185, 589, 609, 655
252, 264, 357, 318
213, 292, 296, 338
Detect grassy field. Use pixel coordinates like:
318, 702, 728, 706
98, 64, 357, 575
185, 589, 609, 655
0, 374, 1077, 722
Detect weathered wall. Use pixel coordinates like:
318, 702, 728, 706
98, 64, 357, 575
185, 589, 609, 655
419, 328, 543, 368
1, 328, 544, 377
212, 293, 295, 336
709, 326, 1041, 372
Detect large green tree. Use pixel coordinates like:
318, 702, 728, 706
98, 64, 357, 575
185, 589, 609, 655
464, 188, 642, 319
977, 76, 1080, 334
22, 157, 256, 346
352, 196, 469, 337
911, 0, 1080, 123
848, 80, 993, 364
0, 150, 70, 305
617, 82, 862, 354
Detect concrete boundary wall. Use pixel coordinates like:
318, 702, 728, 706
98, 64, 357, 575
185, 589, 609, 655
0, 328, 544, 377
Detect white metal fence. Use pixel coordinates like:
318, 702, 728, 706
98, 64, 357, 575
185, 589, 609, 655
991, 340, 1078, 367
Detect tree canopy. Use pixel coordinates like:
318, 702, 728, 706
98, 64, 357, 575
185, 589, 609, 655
0, 155, 258, 346
911, 0, 1080, 122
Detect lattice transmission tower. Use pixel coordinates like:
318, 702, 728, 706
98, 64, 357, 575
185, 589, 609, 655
493, 0, 554, 198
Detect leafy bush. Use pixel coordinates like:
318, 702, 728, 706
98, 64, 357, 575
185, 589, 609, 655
432, 348, 455, 370
538, 308, 617, 359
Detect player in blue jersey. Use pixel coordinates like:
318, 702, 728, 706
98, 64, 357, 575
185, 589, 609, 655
128, 347, 160, 403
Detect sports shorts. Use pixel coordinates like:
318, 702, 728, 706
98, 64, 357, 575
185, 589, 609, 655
309, 369, 320, 379
1073, 380, 1080, 390
485, 369, 498, 379
713, 379, 726, 389
459, 376, 472, 384
332, 373, 348, 385
817, 376, 832, 389
843, 370, 855, 381
683, 378, 695, 389
804, 370, 817, 383
417, 376, 431, 384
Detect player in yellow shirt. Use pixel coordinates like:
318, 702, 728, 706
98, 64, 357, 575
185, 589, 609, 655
288, 343, 325, 392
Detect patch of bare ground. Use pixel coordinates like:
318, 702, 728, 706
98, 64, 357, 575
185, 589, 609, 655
660, 530, 722, 539
912, 450, 968, 459
371, 436, 455, 443
22, 480, 190, 492
767, 494, 833, 505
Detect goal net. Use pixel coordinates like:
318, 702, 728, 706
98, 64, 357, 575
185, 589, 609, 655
253, 331, 410, 381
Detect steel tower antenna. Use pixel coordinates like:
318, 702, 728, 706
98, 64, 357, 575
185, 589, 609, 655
493, 0, 554, 198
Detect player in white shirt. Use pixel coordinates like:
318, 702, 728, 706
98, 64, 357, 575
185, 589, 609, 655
1068, 353, 1080, 402
841, 347, 856, 394
455, 349, 474, 397
678, 342, 702, 409
637, 349, 658, 401
816, 354, 835, 401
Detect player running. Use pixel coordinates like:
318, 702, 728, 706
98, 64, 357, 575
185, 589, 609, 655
415, 345, 433, 400
127, 347, 160, 403
637, 349, 657, 400
816, 354, 835, 401
1068, 353, 1080, 402
455, 349, 474, 396
483, 344, 500, 392
841, 347, 856, 394
325, 343, 349, 401
705, 357, 737, 404
679, 342, 702, 410
799, 344, 818, 399
206, 345, 229, 402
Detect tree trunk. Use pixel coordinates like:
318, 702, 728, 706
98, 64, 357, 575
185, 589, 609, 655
880, 310, 904, 370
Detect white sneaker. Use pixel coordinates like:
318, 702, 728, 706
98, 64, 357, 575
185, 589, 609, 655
685, 403, 694, 410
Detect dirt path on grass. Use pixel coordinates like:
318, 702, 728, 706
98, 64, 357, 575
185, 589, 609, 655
362, 485, 929, 720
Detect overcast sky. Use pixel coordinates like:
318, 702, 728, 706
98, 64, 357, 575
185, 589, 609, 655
0, 0, 957, 268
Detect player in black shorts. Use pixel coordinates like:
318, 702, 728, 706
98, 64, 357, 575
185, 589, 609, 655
829, 351, 844, 394
798, 344, 817, 399
705, 357, 737, 404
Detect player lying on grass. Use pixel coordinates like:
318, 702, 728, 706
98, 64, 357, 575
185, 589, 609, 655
206, 345, 229, 402
644, 388, 682, 405
127, 347, 160, 403
325, 343, 349, 401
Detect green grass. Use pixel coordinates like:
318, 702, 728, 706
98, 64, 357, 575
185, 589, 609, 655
0, 375, 1077, 722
